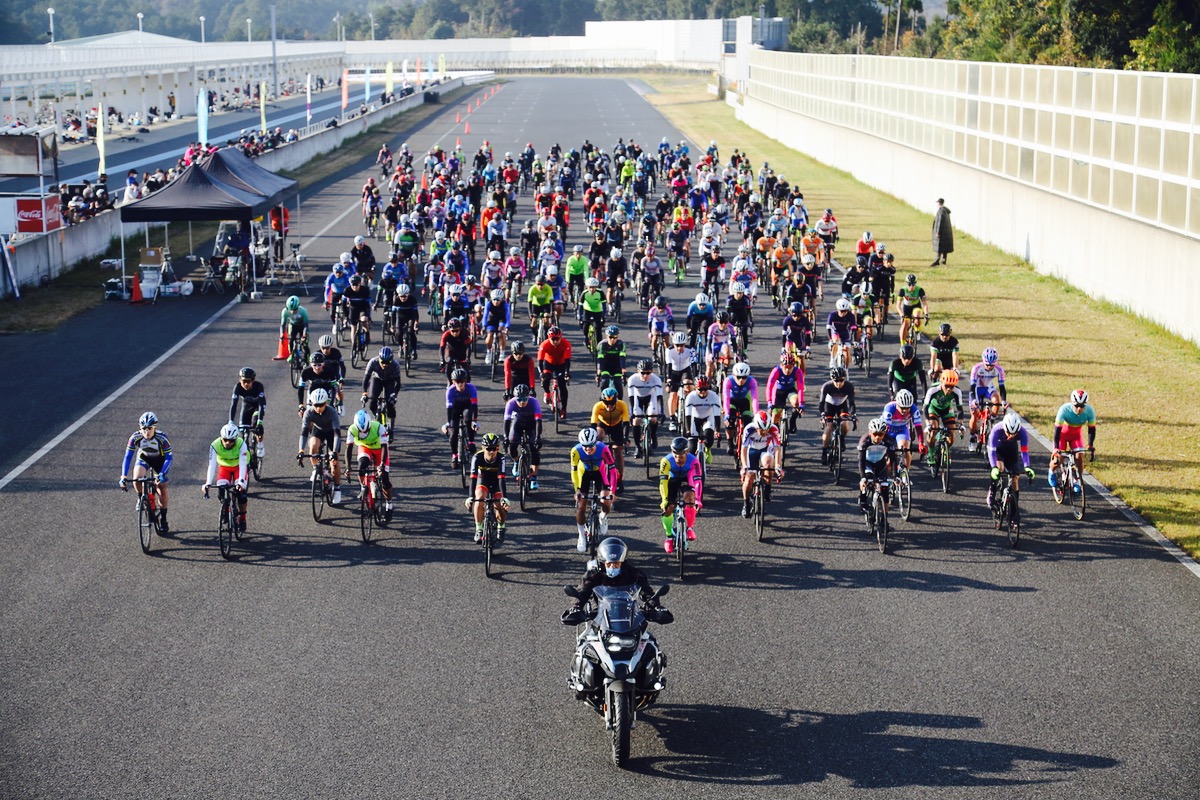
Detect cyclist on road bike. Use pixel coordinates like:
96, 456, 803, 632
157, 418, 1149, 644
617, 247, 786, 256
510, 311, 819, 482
827, 298, 858, 369
316, 334, 345, 381
347, 408, 393, 521
896, 273, 929, 345
663, 331, 697, 429
570, 427, 617, 552
230, 367, 267, 459
203, 422, 249, 532
968, 347, 1007, 451
591, 386, 631, 491
502, 340, 537, 400
766, 351, 805, 434
280, 295, 309, 355
987, 411, 1036, 517
722, 361, 760, 456
467, 433, 509, 543
442, 368, 479, 468
119, 411, 173, 533
298, 388, 343, 505
627, 359, 665, 458
922, 369, 965, 458
351, 235, 377, 285
482, 289, 512, 365
819, 366, 857, 465
881, 389, 925, 472
706, 311, 737, 379
537, 326, 572, 418
928, 322, 960, 380
343, 274, 373, 346
1049, 389, 1097, 491
857, 417, 898, 513
504, 384, 543, 490
684, 376, 722, 457
440, 317, 473, 383
686, 293, 715, 348
296, 352, 342, 410
781, 300, 814, 355
595, 325, 628, 396
660, 436, 703, 553
577, 277, 607, 346
739, 410, 781, 518
888, 344, 928, 401
361, 346, 402, 422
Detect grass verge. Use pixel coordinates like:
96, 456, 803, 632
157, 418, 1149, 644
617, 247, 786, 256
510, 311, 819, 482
0, 83, 478, 334
642, 74, 1200, 557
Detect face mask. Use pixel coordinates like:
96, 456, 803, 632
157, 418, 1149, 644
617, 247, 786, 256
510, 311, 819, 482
605, 566, 621, 579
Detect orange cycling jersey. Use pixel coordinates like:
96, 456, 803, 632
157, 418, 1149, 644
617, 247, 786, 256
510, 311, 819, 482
756, 236, 777, 255
537, 338, 572, 366
772, 246, 795, 269
801, 234, 823, 255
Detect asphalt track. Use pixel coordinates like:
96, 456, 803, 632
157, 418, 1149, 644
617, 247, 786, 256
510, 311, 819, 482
2, 77, 1199, 799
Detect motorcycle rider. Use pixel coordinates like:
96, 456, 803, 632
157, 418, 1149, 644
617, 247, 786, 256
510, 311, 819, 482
561, 537, 667, 623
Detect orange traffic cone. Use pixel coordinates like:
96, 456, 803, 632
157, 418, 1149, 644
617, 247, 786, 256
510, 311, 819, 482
129, 272, 143, 304
465, 103, 471, 114
421, 171, 428, 190
464, 122, 470, 134
475, 98, 481, 109
273, 334, 290, 361
455, 136, 461, 148
456, 112, 461, 123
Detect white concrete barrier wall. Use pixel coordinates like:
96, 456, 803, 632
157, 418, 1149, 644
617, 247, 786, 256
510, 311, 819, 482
740, 49, 1200, 346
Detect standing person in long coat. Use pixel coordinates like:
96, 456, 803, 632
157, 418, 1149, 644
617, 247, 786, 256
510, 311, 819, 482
931, 198, 953, 266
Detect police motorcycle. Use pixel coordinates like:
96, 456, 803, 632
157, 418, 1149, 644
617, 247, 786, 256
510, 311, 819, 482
561, 581, 673, 768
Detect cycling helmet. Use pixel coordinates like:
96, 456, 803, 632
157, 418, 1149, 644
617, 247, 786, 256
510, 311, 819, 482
481, 433, 502, 451
855, 255, 869, 268
450, 368, 468, 382
830, 366, 848, 381
534, 274, 546, 285
378, 346, 394, 364
354, 235, 364, 246
340, 252, 353, 263
789, 301, 804, 315
696, 377, 711, 391
940, 370, 959, 387
354, 409, 371, 431
435, 231, 446, 241
310, 352, 326, 366
578, 428, 599, 447
732, 284, 745, 296
586, 277, 600, 288
895, 389, 914, 408
670, 436, 689, 454
753, 410, 770, 429
548, 326, 562, 338
601, 386, 618, 401
220, 422, 240, 441
139, 411, 158, 429
654, 296, 666, 308
868, 417, 888, 434
695, 293, 710, 306
546, 266, 558, 276
309, 388, 330, 406
596, 536, 627, 565
510, 247, 520, 256
1070, 389, 1089, 405
906, 273, 917, 285
610, 248, 622, 259
489, 250, 501, 261
466, 273, 479, 285
398, 284, 411, 296
900, 345, 915, 360
876, 243, 887, 254
637, 359, 653, 373
716, 311, 731, 323
862, 231, 872, 243
510, 341, 526, 356
515, 383, 531, 399
605, 325, 620, 337
836, 298, 851, 311
285, 296, 301, 312
490, 289, 505, 302
573, 244, 583, 254
672, 332, 688, 345
1002, 411, 1023, 434
802, 254, 816, 266
349, 275, 363, 287
239, 367, 256, 381
982, 347, 998, 365
939, 323, 952, 336
733, 362, 751, 378
738, 243, 749, 254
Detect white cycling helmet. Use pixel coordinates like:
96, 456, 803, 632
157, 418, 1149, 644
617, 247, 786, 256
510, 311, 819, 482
802, 254, 816, 266
578, 428, 598, 447
895, 389, 914, 408
398, 284, 411, 296
732, 284, 746, 296
309, 388, 330, 406
868, 417, 888, 434
836, 298, 851, 311
1002, 411, 1023, 434
490, 289, 505, 301
220, 422, 240, 441
339, 252, 353, 263
354, 235, 364, 246
610, 248, 623, 259
318, 334, 334, 349
732, 361, 751, 378
489, 250, 501, 260
585, 277, 600, 288
672, 331, 688, 345
695, 293, 710, 305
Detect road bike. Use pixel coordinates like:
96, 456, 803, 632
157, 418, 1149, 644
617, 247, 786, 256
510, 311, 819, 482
333, 302, 351, 347
473, 495, 502, 578
927, 423, 962, 494
851, 327, 872, 377
488, 330, 505, 383
548, 372, 568, 433
204, 482, 243, 560
301, 447, 335, 522
583, 482, 603, 560
863, 477, 890, 554
358, 462, 387, 543
632, 414, 654, 480
427, 287, 444, 328
992, 471, 1021, 547
397, 318, 418, 378
514, 431, 536, 511
748, 466, 774, 543
1050, 447, 1092, 521
238, 421, 264, 482
132, 473, 163, 554
892, 460, 913, 522
287, 331, 309, 389
824, 414, 854, 485
350, 320, 370, 368
669, 484, 693, 579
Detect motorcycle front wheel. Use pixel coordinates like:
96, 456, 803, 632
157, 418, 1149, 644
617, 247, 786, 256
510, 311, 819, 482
610, 690, 631, 768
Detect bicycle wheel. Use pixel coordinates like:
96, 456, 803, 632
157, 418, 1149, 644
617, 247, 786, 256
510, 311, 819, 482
898, 469, 912, 521
642, 426, 652, 480
674, 510, 686, 579
404, 333, 415, 378
553, 387, 563, 434
484, 512, 495, 578
830, 438, 842, 485
874, 492, 888, 553
289, 352, 304, 389
459, 437, 470, 490
137, 496, 154, 554
351, 338, 364, 369
863, 340, 872, 377
518, 453, 530, 511
940, 443, 951, 494
311, 471, 326, 522
490, 346, 500, 382
218, 497, 235, 560
1070, 467, 1086, 521
360, 484, 375, 543
1050, 465, 1066, 505
754, 485, 766, 542
1006, 491, 1021, 547
336, 314, 348, 347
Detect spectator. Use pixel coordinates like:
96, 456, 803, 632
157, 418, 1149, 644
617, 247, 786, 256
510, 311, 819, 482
931, 198, 953, 267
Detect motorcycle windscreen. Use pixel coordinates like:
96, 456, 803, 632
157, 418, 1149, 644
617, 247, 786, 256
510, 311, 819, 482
592, 585, 644, 635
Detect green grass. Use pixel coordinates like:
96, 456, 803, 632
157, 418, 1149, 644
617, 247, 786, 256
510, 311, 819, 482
643, 74, 1200, 557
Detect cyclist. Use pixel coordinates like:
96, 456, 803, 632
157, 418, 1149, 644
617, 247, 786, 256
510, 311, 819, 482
855, 230, 876, 261
781, 300, 814, 355
346, 408, 393, 521
343, 274, 374, 349
481, 289, 512, 365
565, 244, 590, 303
324, 255, 355, 324
543, 265, 567, 322
504, 384, 543, 490
640, 244, 666, 307
350, 235, 377, 286
722, 361, 760, 456
683, 376, 722, 458
826, 297, 857, 370
604, 247, 627, 312
896, 273, 929, 346
928, 322, 960, 380
857, 417, 898, 513
439, 317, 473, 383
922, 370, 965, 460
503, 247, 527, 300
576, 277, 607, 349
739, 410, 782, 518
686, 293, 715, 350
664, 331, 696, 429
595, 325, 628, 396
570, 428, 617, 553
467, 433, 509, 543
119, 411, 173, 534
229, 367, 267, 459
660, 436, 703, 553
361, 346, 402, 423
725, 284, 753, 349
504, 341, 538, 399
968, 347, 1008, 452
537, 325, 572, 419
279, 295, 309, 359
1049, 389, 1097, 491
392, 284, 421, 357
819, 366, 857, 465
316, 334, 345, 383
298, 388, 343, 506
881, 389, 925, 472
796, 251, 822, 300
888, 344, 928, 401
700, 245, 726, 297
813, 208, 838, 268
986, 410, 1036, 518
442, 368, 479, 468
766, 350, 805, 435
591, 386, 630, 491
526, 273, 555, 336
647, 295, 674, 355
374, 259, 403, 313
203, 422, 249, 533
627, 359, 665, 458
706, 311, 737, 379
296, 352, 342, 411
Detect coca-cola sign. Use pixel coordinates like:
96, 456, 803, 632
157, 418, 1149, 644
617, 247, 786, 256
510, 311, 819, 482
16, 196, 61, 233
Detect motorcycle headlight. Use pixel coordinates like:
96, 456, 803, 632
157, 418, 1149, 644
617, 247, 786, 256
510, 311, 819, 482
605, 633, 638, 651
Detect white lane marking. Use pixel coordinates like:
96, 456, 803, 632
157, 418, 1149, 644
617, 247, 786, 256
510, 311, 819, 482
0, 298, 239, 492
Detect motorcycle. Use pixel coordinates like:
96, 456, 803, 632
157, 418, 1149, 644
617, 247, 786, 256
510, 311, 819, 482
561, 583, 674, 768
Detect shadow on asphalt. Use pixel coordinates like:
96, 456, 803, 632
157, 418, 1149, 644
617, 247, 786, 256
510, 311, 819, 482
634, 705, 1119, 787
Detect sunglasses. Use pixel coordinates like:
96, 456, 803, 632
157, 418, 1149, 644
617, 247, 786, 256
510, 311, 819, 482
734, 376, 748, 381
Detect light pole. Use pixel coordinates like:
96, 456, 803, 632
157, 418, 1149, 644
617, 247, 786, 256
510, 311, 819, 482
333, 13, 341, 42
369, 13, 375, 41
199, 15, 205, 44
246, 18, 252, 43
136, 12, 143, 42
47, 8, 55, 44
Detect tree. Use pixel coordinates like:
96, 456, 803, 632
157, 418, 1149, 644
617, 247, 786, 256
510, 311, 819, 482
1128, 0, 1200, 72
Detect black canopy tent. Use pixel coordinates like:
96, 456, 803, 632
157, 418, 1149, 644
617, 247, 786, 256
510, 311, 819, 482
199, 148, 298, 210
